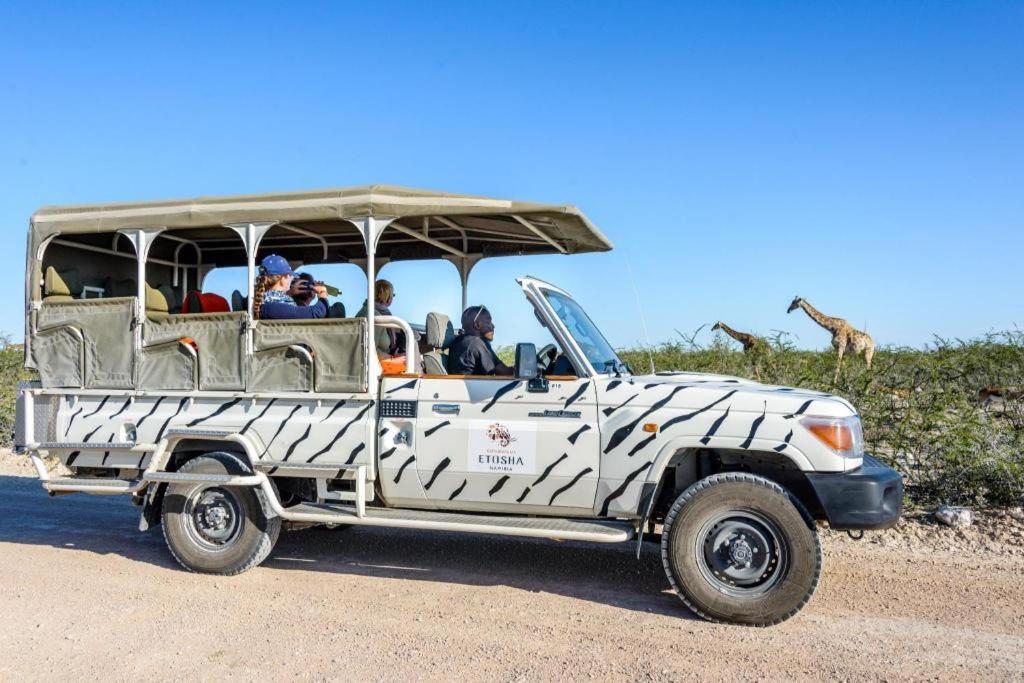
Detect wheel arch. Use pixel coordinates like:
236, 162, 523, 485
645, 436, 813, 487
140, 434, 265, 532
642, 437, 822, 523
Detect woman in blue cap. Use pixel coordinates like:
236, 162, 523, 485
252, 254, 329, 320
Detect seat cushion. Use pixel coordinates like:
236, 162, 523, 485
158, 285, 180, 313
423, 350, 447, 375
145, 283, 169, 315
43, 267, 72, 297
425, 312, 455, 349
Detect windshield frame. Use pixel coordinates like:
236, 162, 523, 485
519, 276, 626, 378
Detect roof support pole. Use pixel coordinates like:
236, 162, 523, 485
443, 253, 483, 314
225, 222, 277, 354
117, 227, 164, 352
512, 215, 567, 254
350, 217, 397, 387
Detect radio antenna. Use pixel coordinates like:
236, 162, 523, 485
623, 254, 656, 375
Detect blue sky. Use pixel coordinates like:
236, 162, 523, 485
1, 2, 1021, 350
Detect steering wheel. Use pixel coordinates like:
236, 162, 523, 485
536, 343, 558, 372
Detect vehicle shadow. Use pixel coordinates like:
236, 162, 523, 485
0, 474, 690, 619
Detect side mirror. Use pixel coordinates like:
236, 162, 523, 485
514, 343, 538, 379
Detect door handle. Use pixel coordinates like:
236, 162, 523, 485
432, 403, 460, 415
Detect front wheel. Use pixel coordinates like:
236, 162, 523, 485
661, 473, 821, 626
161, 452, 281, 575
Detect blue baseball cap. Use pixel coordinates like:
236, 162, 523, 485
260, 254, 295, 276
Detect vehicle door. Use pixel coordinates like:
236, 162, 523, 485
414, 372, 600, 516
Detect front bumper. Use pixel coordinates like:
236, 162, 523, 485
805, 455, 903, 530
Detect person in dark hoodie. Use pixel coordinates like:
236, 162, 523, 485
447, 305, 513, 375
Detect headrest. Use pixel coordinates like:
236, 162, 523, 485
158, 285, 178, 311
425, 312, 455, 349
231, 290, 247, 313
111, 278, 137, 298
43, 267, 71, 297
145, 283, 169, 314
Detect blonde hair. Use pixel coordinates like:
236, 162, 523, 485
252, 274, 288, 320
375, 279, 394, 304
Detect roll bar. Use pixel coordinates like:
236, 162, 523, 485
375, 315, 418, 375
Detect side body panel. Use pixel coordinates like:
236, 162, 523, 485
594, 374, 851, 518
384, 376, 600, 515
51, 392, 375, 475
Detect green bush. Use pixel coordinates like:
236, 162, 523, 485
0, 341, 33, 450
619, 330, 1024, 509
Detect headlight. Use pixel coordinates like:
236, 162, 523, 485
800, 415, 864, 458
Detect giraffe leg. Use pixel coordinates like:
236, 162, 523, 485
864, 344, 875, 369
834, 341, 846, 383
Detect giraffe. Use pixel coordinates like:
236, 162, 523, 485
712, 321, 769, 381
711, 321, 765, 352
787, 297, 875, 381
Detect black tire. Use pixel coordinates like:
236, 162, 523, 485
161, 452, 281, 575
661, 472, 822, 626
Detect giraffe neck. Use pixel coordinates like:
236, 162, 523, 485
718, 323, 749, 343
799, 300, 841, 332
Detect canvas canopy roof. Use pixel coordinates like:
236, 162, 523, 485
30, 184, 613, 266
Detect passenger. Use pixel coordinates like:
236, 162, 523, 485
356, 279, 400, 358
446, 305, 513, 376
290, 271, 346, 318
253, 255, 328, 320
288, 272, 318, 306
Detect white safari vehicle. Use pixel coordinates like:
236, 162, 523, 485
14, 185, 902, 625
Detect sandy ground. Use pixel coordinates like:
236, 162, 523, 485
1, 452, 1022, 681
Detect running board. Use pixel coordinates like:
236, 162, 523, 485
45, 477, 142, 495
142, 472, 263, 486
281, 503, 634, 543
43, 472, 261, 495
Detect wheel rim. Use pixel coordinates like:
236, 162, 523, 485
694, 509, 788, 597
183, 486, 244, 551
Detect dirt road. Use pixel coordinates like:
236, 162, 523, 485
1, 466, 1022, 681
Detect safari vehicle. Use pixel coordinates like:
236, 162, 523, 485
14, 185, 902, 626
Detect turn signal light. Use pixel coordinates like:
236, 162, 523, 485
642, 423, 659, 433
806, 422, 852, 450
800, 415, 864, 458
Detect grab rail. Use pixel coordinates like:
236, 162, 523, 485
374, 315, 418, 374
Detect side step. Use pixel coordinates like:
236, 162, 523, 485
282, 503, 634, 543
43, 472, 261, 494
45, 477, 142, 495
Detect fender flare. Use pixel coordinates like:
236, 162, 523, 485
138, 432, 273, 531
643, 436, 814, 489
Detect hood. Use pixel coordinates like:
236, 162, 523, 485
603, 371, 856, 418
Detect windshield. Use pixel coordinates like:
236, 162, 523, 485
542, 289, 624, 373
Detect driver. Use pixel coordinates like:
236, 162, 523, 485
447, 305, 513, 376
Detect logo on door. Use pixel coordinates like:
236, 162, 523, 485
469, 419, 537, 474
486, 423, 517, 448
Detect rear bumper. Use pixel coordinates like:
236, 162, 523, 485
805, 455, 903, 530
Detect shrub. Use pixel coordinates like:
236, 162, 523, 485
620, 330, 1024, 509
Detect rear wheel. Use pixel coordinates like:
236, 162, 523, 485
661, 473, 821, 626
161, 452, 280, 575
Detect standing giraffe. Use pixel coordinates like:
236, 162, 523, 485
711, 321, 765, 352
787, 297, 875, 380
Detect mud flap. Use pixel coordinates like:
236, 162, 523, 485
139, 484, 165, 532
635, 481, 659, 559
